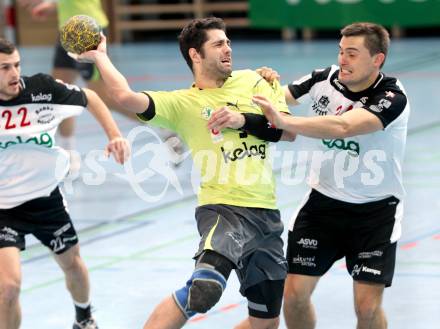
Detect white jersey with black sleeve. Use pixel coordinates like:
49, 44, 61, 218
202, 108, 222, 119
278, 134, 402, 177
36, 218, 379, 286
288, 65, 410, 204
0, 74, 87, 209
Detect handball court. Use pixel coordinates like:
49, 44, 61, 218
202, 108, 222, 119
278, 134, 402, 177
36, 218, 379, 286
17, 38, 440, 328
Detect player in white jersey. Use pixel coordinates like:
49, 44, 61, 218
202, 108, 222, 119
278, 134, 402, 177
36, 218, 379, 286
254, 23, 409, 329
0, 38, 130, 329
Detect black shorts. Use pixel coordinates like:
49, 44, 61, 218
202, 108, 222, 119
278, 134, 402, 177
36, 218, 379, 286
286, 189, 401, 287
53, 32, 104, 81
0, 187, 78, 254
195, 204, 287, 294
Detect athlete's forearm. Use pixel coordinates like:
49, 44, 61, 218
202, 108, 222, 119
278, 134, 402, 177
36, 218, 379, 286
280, 107, 383, 139
280, 115, 351, 139
280, 130, 296, 141
94, 52, 149, 114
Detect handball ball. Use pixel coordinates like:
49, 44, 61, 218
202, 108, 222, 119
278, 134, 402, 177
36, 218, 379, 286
60, 15, 101, 54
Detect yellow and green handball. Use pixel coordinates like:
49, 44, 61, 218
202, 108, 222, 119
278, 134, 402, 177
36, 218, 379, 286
60, 15, 101, 54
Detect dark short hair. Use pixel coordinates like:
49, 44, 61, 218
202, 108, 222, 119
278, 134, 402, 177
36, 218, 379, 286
178, 17, 226, 72
341, 22, 390, 68
0, 38, 16, 55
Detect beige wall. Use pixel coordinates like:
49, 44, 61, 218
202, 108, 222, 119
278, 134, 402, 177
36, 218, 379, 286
15, 7, 58, 46
15, 0, 113, 46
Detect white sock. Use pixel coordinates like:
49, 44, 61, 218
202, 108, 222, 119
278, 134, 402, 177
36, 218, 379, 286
74, 299, 91, 309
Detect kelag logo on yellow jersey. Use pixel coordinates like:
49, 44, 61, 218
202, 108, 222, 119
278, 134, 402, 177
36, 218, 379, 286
221, 142, 266, 163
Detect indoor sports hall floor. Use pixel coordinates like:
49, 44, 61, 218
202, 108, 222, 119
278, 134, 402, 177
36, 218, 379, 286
18, 37, 440, 328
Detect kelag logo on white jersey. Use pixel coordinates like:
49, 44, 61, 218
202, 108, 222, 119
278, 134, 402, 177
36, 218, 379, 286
322, 138, 360, 156
0, 132, 53, 150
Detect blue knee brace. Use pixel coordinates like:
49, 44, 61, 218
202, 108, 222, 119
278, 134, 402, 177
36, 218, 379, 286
173, 266, 227, 318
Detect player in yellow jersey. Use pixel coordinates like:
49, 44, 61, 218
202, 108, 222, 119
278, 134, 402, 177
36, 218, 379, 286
73, 17, 295, 329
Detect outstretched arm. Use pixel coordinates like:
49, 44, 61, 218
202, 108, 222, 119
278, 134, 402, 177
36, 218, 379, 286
83, 88, 130, 164
71, 35, 150, 115
252, 95, 383, 139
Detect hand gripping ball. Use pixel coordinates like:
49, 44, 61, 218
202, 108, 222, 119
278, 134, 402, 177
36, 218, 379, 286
60, 15, 101, 54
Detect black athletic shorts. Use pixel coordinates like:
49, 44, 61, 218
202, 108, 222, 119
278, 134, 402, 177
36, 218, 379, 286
0, 187, 78, 254
286, 189, 401, 287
